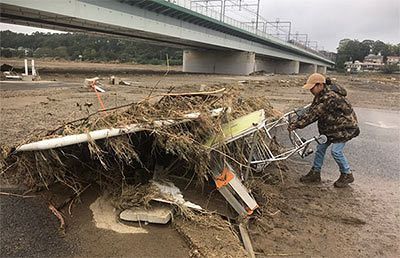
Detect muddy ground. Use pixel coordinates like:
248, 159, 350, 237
0, 59, 399, 257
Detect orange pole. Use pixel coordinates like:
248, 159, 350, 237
92, 81, 106, 112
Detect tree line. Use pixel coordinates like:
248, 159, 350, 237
0, 30, 183, 65
336, 39, 400, 71
2, 31, 399, 71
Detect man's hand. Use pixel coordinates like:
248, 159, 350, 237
288, 123, 297, 131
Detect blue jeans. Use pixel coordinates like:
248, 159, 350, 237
312, 142, 351, 174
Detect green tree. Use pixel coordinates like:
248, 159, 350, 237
33, 47, 53, 58
53, 46, 69, 59
387, 44, 400, 56
372, 41, 389, 56
361, 39, 375, 53
1, 48, 13, 58
336, 39, 370, 70
382, 64, 400, 74
0, 31, 185, 64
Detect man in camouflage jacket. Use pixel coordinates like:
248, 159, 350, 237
288, 73, 360, 187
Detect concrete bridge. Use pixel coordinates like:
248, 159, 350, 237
0, 0, 334, 75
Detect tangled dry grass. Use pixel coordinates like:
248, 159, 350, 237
1, 86, 280, 210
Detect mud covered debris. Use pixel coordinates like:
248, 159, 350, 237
1, 87, 284, 256
1, 65, 399, 257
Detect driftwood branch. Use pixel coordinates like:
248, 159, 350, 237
49, 204, 66, 232
0, 191, 36, 198
239, 222, 255, 258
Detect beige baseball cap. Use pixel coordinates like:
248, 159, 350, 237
303, 73, 326, 89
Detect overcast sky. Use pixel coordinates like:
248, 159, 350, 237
0, 0, 399, 52
260, 0, 400, 51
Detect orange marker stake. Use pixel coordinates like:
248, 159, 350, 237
92, 81, 106, 113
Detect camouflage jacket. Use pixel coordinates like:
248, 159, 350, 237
291, 86, 360, 143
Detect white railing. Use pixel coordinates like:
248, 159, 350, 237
163, 0, 330, 61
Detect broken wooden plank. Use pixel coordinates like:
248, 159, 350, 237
239, 222, 255, 258
210, 162, 258, 217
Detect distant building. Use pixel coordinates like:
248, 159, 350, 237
387, 56, 400, 65
345, 60, 383, 73
17, 47, 31, 56
364, 53, 384, 64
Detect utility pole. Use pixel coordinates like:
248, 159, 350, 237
290, 32, 308, 46
255, 0, 260, 31
264, 20, 291, 41
220, 0, 226, 21
307, 41, 318, 50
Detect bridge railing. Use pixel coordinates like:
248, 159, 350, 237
165, 0, 330, 61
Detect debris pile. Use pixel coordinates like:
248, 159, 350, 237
2, 71, 22, 80
1, 86, 323, 257
84, 77, 106, 92
3, 88, 277, 197
1, 64, 21, 81
1, 59, 41, 81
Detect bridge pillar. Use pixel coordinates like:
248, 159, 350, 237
299, 63, 317, 74
183, 50, 255, 75
255, 57, 276, 73
275, 60, 300, 74
255, 58, 300, 74
317, 65, 327, 74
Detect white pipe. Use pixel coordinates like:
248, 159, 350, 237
16, 125, 143, 152
24, 59, 28, 75
15, 107, 230, 152
94, 85, 105, 93
31, 59, 36, 76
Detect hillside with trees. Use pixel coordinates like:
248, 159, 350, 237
0, 30, 183, 65
2, 31, 399, 72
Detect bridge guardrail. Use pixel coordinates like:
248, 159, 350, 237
165, 0, 331, 61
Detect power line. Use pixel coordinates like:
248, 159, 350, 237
189, 0, 324, 52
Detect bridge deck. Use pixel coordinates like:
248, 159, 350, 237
120, 0, 332, 64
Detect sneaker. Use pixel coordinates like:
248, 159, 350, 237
334, 173, 354, 188
300, 168, 321, 183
